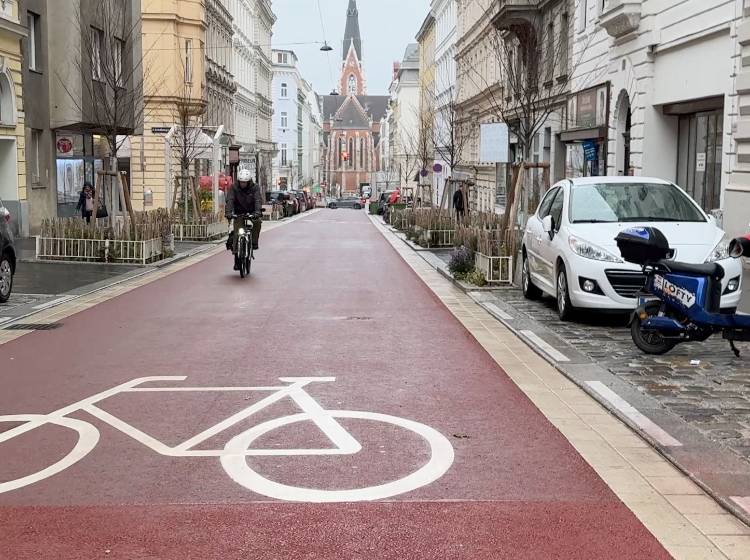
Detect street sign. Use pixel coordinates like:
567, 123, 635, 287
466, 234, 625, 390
582, 140, 598, 162
433, 163, 443, 173
479, 123, 510, 163
151, 127, 171, 134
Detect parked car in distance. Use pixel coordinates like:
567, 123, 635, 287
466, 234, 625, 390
0, 197, 15, 303
522, 177, 742, 321
291, 191, 307, 213
328, 197, 363, 210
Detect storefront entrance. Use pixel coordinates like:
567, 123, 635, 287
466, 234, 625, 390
676, 109, 723, 212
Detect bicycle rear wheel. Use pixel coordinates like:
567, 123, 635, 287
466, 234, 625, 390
0, 415, 100, 494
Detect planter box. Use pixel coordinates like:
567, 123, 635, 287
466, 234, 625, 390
426, 229, 455, 248
36, 237, 164, 265
475, 252, 513, 284
172, 221, 226, 241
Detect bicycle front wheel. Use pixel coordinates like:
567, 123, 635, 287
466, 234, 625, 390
220, 410, 454, 503
0, 414, 100, 494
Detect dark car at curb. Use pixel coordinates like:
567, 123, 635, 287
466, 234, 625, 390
0, 197, 15, 303
328, 197, 363, 210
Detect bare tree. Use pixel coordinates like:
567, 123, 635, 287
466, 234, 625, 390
432, 89, 473, 208
459, 0, 604, 242
396, 128, 420, 196
170, 80, 208, 222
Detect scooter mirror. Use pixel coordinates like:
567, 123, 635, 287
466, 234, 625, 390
729, 239, 743, 259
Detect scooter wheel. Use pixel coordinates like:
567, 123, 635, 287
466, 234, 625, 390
631, 303, 677, 355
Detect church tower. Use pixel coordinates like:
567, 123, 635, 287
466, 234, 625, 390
339, 0, 367, 96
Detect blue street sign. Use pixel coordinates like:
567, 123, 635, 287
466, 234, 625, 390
582, 140, 598, 162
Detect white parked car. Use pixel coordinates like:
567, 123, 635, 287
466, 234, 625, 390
522, 177, 742, 320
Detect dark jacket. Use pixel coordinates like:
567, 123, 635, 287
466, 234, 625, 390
452, 189, 465, 212
226, 181, 262, 219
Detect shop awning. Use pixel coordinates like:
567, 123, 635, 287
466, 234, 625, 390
560, 127, 607, 142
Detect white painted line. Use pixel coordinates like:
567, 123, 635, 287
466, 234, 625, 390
586, 381, 683, 447
520, 330, 570, 362
0, 317, 11, 324
32, 296, 75, 310
731, 496, 750, 516
483, 302, 514, 321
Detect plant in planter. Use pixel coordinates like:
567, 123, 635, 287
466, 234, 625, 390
448, 245, 474, 275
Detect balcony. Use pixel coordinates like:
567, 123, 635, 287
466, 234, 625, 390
599, 0, 642, 39
492, 0, 538, 31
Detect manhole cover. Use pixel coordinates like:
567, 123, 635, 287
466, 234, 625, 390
4, 323, 62, 331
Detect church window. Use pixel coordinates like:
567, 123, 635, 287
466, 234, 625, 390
348, 75, 356, 95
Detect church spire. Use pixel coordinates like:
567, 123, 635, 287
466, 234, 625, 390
342, 0, 362, 62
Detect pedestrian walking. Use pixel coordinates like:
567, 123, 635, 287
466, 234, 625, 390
76, 182, 95, 224
453, 184, 465, 223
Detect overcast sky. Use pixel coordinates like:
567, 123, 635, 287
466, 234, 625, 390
272, 0, 430, 96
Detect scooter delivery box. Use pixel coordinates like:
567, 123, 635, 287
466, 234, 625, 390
615, 227, 672, 265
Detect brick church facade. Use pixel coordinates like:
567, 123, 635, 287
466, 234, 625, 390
322, 0, 389, 194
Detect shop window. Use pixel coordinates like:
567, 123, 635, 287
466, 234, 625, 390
677, 111, 723, 212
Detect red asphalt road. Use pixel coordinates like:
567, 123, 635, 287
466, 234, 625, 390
0, 210, 670, 559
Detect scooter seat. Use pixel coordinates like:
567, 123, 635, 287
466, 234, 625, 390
657, 259, 725, 280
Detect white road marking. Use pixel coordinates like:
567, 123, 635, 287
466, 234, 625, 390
483, 302, 514, 321
586, 381, 682, 447
0, 317, 11, 324
520, 330, 570, 362
222, 410, 455, 503
0, 375, 454, 502
32, 296, 76, 310
731, 496, 750, 516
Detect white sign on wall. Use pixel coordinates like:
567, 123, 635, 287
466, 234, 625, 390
480, 123, 510, 163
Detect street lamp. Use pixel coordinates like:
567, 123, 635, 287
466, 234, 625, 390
320, 41, 333, 52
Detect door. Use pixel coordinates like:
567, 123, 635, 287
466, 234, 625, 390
677, 110, 723, 212
526, 186, 560, 291
537, 186, 566, 290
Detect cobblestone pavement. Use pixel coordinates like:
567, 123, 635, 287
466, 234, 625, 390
485, 287, 750, 464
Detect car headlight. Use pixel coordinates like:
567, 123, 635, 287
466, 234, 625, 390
238, 228, 246, 235
706, 234, 731, 262
568, 235, 623, 263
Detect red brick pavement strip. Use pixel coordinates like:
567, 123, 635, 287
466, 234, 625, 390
0, 210, 669, 558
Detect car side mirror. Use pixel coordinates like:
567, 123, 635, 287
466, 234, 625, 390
542, 215, 554, 237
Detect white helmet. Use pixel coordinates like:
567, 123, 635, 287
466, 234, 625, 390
238, 169, 252, 183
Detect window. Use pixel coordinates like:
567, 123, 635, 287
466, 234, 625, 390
569, 183, 706, 223
277, 52, 288, 64
560, 13, 569, 75
27, 12, 41, 72
91, 27, 103, 81
281, 143, 288, 166
30, 129, 42, 184
281, 111, 288, 128
546, 21, 554, 82
114, 38, 124, 87
348, 75, 356, 94
281, 82, 288, 97
537, 187, 559, 217
185, 40, 193, 83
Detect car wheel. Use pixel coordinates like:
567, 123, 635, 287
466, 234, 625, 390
0, 253, 13, 303
522, 252, 542, 300
354, 204, 361, 210
556, 265, 575, 321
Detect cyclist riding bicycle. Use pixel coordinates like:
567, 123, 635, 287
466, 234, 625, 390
226, 169, 263, 268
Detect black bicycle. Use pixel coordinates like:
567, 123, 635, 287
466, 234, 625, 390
231, 213, 255, 279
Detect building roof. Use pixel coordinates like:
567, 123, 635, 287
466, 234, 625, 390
322, 95, 389, 123
401, 43, 420, 69
343, 0, 362, 62
416, 13, 435, 42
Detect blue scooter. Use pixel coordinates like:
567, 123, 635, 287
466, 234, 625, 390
616, 227, 749, 356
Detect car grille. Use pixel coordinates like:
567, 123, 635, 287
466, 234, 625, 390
605, 269, 646, 298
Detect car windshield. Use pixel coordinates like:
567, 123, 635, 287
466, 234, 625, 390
569, 183, 706, 223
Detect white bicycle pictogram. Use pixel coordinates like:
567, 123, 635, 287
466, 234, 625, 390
0, 376, 454, 502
